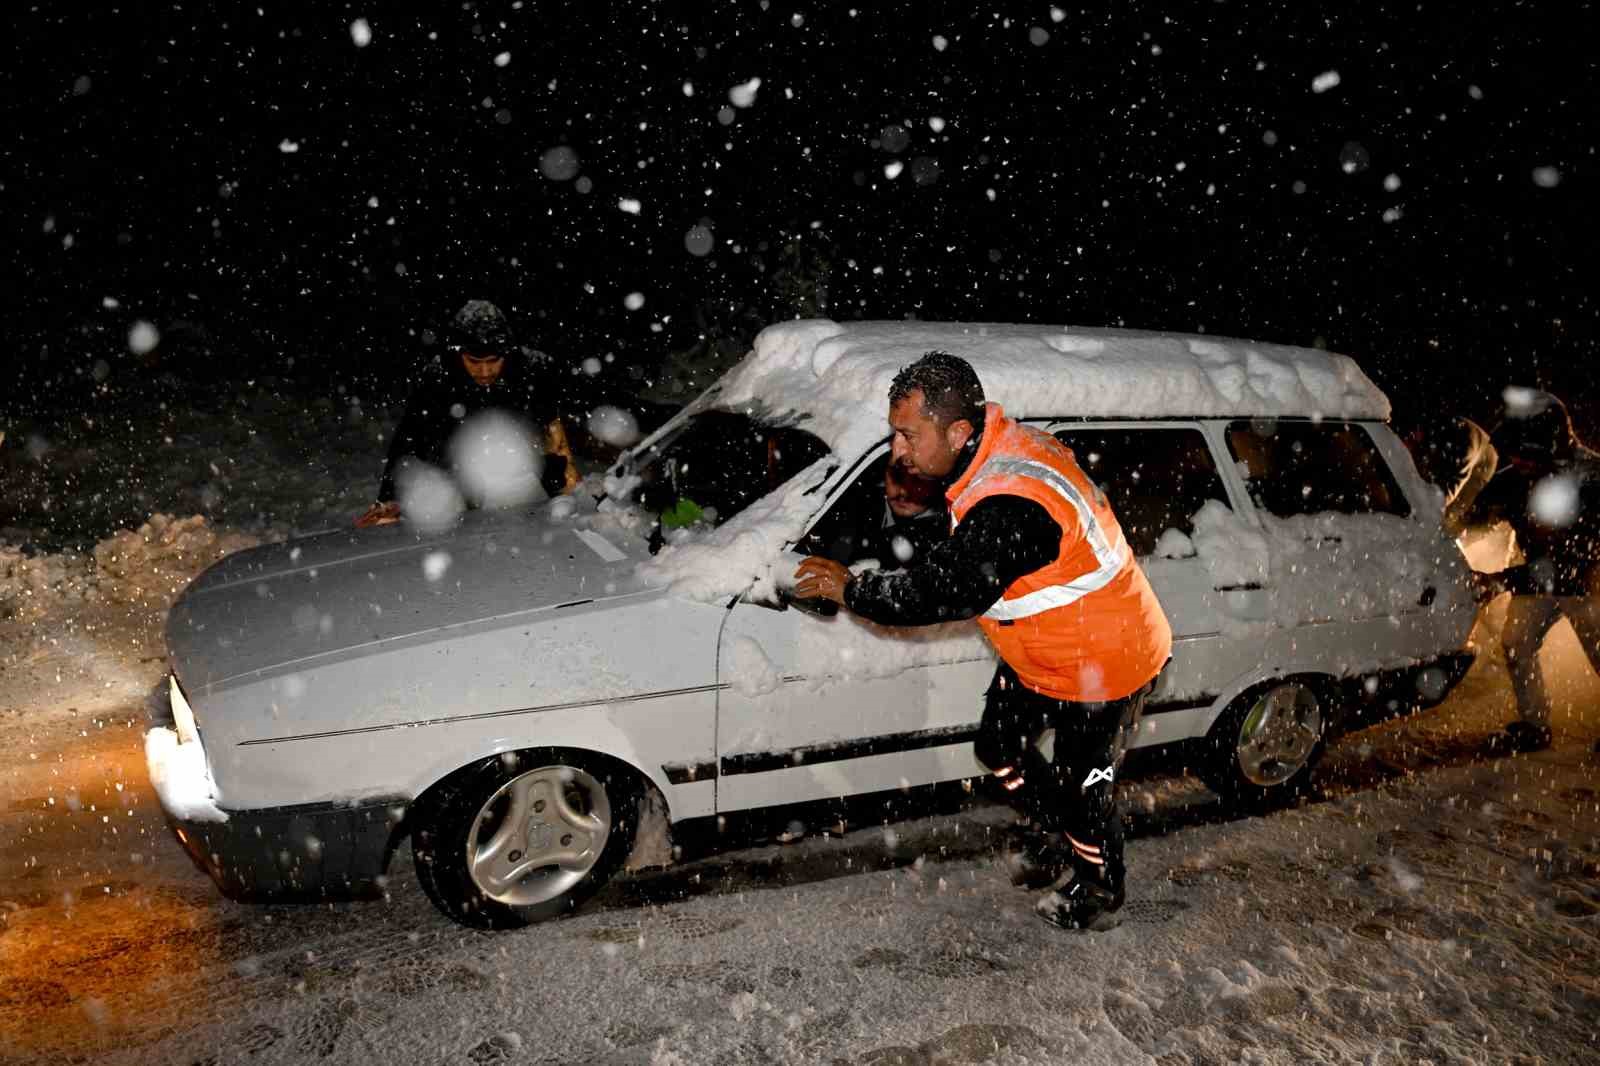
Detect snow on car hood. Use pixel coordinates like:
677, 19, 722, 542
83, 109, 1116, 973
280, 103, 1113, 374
167, 502, 650, 692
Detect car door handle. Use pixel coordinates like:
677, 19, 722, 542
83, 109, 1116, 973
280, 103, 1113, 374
1213, 583, 1264, 592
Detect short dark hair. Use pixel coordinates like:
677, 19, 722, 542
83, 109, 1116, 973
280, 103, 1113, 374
888, 350, 986, 429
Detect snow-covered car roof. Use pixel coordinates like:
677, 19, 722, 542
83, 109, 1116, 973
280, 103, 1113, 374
713, 319, 1391, 458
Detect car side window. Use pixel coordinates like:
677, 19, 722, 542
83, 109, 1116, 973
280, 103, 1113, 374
1051, 427, 1229, 557
795, 452, 950, 566
1225, 420, 1410, 518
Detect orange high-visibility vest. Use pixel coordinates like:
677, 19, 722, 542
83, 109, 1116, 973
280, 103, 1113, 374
947, 403, 1173, 702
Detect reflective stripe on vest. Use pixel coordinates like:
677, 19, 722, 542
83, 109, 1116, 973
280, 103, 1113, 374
958, 456, 1131, 622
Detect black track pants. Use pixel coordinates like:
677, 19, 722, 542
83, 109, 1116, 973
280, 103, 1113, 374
975, 663, 1151, 890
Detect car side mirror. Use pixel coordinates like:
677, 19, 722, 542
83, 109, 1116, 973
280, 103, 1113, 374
782, 589, 838, 618
765, 549, 840, 617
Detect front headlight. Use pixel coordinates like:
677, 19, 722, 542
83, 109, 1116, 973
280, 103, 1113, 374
169, 674, 200, 745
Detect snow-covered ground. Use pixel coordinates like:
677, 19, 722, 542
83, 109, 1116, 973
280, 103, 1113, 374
2, 381, 1599, 1064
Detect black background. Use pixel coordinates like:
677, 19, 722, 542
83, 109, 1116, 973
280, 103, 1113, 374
3, 1, 1593, 430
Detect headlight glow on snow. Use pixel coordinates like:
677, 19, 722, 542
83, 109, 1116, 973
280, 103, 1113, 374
170, 673, 200, 746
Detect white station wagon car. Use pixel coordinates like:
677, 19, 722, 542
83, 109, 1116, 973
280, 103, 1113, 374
148, 320, 1477, 928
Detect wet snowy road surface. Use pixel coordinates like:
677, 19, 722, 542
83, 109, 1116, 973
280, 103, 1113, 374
2, 647, 1598, 1065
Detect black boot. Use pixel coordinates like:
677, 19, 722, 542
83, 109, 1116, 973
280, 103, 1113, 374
1035, 870, 1125, 932
1006, 832, 1073, 889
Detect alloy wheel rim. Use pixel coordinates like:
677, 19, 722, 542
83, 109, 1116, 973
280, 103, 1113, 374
1235, 683, 1323, 788
465, 764, 611, 906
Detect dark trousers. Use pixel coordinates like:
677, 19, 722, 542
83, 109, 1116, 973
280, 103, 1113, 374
975, 663, 1152, 891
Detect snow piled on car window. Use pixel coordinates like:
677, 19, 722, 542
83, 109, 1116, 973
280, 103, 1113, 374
639, 455, 835, 602
1144, 500, 1472, 648
716, 319, 1390, 460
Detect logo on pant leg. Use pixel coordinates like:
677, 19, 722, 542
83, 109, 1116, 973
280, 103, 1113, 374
1082, 765, 1115, 789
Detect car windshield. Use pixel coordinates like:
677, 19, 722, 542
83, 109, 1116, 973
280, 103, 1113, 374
620, 410, 830, 532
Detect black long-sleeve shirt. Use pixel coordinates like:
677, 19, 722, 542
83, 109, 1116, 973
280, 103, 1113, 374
1465, 453, 1600, 596
377, 351, 587, 502
844, 495, 1062, 625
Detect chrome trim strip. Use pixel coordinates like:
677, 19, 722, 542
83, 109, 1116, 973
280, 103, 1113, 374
238, 682, 728, 746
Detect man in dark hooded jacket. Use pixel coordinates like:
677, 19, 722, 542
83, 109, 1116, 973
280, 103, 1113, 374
357, 300, 586, 527
1464, 388, 1600, 752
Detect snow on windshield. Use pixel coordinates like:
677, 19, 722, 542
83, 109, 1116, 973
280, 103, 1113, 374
639, 455, 837, 602
717, 319, 1391, 460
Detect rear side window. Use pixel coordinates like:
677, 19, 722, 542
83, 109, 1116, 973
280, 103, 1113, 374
1225, 420, 1410, 517
1052, 427, 1229, 556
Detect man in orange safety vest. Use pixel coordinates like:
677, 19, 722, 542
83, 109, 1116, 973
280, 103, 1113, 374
796, 351, 1172, 931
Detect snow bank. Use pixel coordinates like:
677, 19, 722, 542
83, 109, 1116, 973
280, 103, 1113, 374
1, 544, 94, 622
4, 514, 255, 623
92, 513, 259, 610
716, 319, 1390, 459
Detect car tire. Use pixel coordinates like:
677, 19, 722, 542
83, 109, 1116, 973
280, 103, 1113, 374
1197, 678, 1330, 811
411, 749, 638, 929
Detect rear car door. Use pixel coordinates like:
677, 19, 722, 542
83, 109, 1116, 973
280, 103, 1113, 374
1219, 418, 1471, 669
1046, 422, 1266, 746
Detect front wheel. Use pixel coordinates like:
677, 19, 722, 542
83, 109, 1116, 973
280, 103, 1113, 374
412, 751, 638, 929
1197, 679, 1329, 811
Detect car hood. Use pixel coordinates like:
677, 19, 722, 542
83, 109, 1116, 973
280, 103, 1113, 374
167, 505, 652, 693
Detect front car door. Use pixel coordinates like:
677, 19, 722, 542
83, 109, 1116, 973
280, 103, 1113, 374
712, 446, 995, 814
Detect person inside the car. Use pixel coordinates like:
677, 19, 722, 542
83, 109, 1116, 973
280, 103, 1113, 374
793, 351, 1172, 932
356, 300, 585, 528
814, 457, 948, 568
870, 459, 947, 566
1463, 388, 1600, 753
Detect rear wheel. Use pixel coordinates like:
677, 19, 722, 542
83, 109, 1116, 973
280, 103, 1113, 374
412, 750, 638, 929
1198, 679, 1329, 811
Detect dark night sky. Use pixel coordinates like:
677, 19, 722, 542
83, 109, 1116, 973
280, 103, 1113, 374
3, 1, 1594, 428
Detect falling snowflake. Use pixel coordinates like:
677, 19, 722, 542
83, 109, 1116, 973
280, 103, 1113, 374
587, 406, 641, 448
128, 321, 160, 355
729, 77, 762, 108
539, 146, 580, 181
684, 223, 714, 257
1529, 474, 1580, 529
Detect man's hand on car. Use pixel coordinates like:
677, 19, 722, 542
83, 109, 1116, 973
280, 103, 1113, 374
355, 501, 402, 528
794, 556, 851, 605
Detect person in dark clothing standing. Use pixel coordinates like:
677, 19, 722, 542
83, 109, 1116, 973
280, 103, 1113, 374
794, 351, 1172, 931
356, 300, 584, 527
1464, 388, 1600, 752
